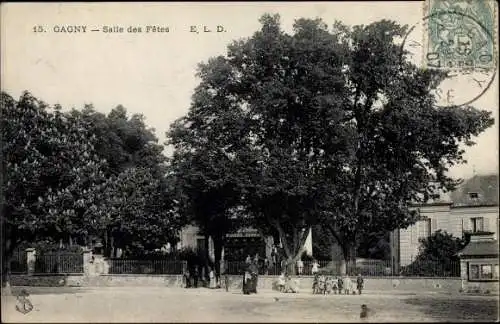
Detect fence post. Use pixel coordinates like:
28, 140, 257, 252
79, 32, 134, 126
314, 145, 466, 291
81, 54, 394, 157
26, 248, 36, 276
82, 247, 92, 276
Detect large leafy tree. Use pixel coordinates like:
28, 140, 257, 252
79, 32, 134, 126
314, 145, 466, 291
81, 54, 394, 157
69, 105, 174, 256
168, 56, 250, 276
226, 15, 350, 270
1, 91, 106, 285
172, 13, 494, 275
313, 19, 494, 273
87, 167, 183, 257
70, 104, 167, 178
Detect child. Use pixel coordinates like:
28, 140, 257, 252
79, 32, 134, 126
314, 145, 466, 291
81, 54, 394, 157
15, 289, 33, 314
344, 275, 353, 295
356, 273, 365, 295
332, 279, 338, 294
337, 276, 344, 295
312, 273, 319, 294
286, 276, 299, 293
360, 304, 375, 320
325, 276, 333, 295
296, 259, 304, 276
318, 275, 326, 295
311, 260, 319, 276
277, 272, 286, 292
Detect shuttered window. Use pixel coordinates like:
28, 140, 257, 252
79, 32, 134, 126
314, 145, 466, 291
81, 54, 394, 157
418, 219, 431, 239
471, 217, 484, 232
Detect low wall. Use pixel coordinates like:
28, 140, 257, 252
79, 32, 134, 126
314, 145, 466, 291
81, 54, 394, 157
463, 280, 499, 294
9, 274, 466, 294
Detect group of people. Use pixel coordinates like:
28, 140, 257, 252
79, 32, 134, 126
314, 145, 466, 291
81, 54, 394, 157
312, 274, 365, 295
275, 272, 300, 293
183, 266, 218, 289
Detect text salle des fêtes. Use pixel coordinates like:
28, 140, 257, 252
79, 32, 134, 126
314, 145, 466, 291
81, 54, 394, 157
49, 25, 226, 33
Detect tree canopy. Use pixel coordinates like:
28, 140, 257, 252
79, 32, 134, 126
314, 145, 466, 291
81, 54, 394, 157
169, 13, 494, 273
1, 91, 107, 281
1, 91, 181, 274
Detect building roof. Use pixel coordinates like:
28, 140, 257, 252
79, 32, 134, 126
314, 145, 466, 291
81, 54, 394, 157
459, 240, 499, 258
450, 174, 499, 207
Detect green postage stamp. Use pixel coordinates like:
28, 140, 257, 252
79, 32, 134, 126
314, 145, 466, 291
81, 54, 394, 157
424, 0, 497, 71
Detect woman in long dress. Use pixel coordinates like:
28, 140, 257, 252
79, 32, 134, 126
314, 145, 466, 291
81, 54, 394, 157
242, 262, 252, 294
209, 268, 217, 289
249, 260, 259, 294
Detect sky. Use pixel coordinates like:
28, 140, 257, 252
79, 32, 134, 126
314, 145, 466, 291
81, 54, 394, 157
1, 2, 498, 181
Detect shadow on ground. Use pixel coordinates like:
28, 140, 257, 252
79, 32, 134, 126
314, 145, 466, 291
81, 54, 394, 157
404, 296, 499, 322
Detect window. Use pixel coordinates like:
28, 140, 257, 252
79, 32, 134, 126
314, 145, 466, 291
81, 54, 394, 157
418, 219, 431, 239
471, 217, 484, 232
481, 265, 493, 279
469, 264, 480, 280
469, 262, 499, 281
468, 192, 479, 200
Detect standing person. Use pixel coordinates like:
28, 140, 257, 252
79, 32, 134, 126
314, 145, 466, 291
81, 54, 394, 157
264, 258, 270, 275
337, 276, 344, 295
344, 275, 353, 295
183, 270, 191, 288
224, 271, 229, 292
312, 273, 319, 294
193, 267, 199, 288
271, 246, 278, 274
245, 255, 252, 264
250, 258, 259, 294
209, 267, 217, 289
281, 258, 287, 274
356, 273, 365, 295
311, 259, 319, 275
242, 260, 251, 294
296, 259, 304, 276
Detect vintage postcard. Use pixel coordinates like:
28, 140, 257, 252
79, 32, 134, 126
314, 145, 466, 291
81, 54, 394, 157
1, 1, 498, 323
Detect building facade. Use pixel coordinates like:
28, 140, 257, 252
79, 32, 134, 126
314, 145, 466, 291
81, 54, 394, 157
179, 224, 313, 262
391, 174, 499, 271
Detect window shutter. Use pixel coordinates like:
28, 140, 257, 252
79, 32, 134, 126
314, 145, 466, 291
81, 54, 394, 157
478, 217, 485, 231
431, 218, 437, 233
482, 217, 489, 232
463, 218, 473, 231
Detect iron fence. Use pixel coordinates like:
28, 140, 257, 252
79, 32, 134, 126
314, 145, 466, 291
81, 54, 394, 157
35, 253, 84, 274
108, 259, 187, 275
222, 259, 461, 277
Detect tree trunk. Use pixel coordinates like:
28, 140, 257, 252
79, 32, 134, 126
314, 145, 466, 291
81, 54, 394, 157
204, 234, 210, 282
213, 235, 224, 286
340, 242, 357, 276
2, 237, 16, 295
275, 224, 308, 276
